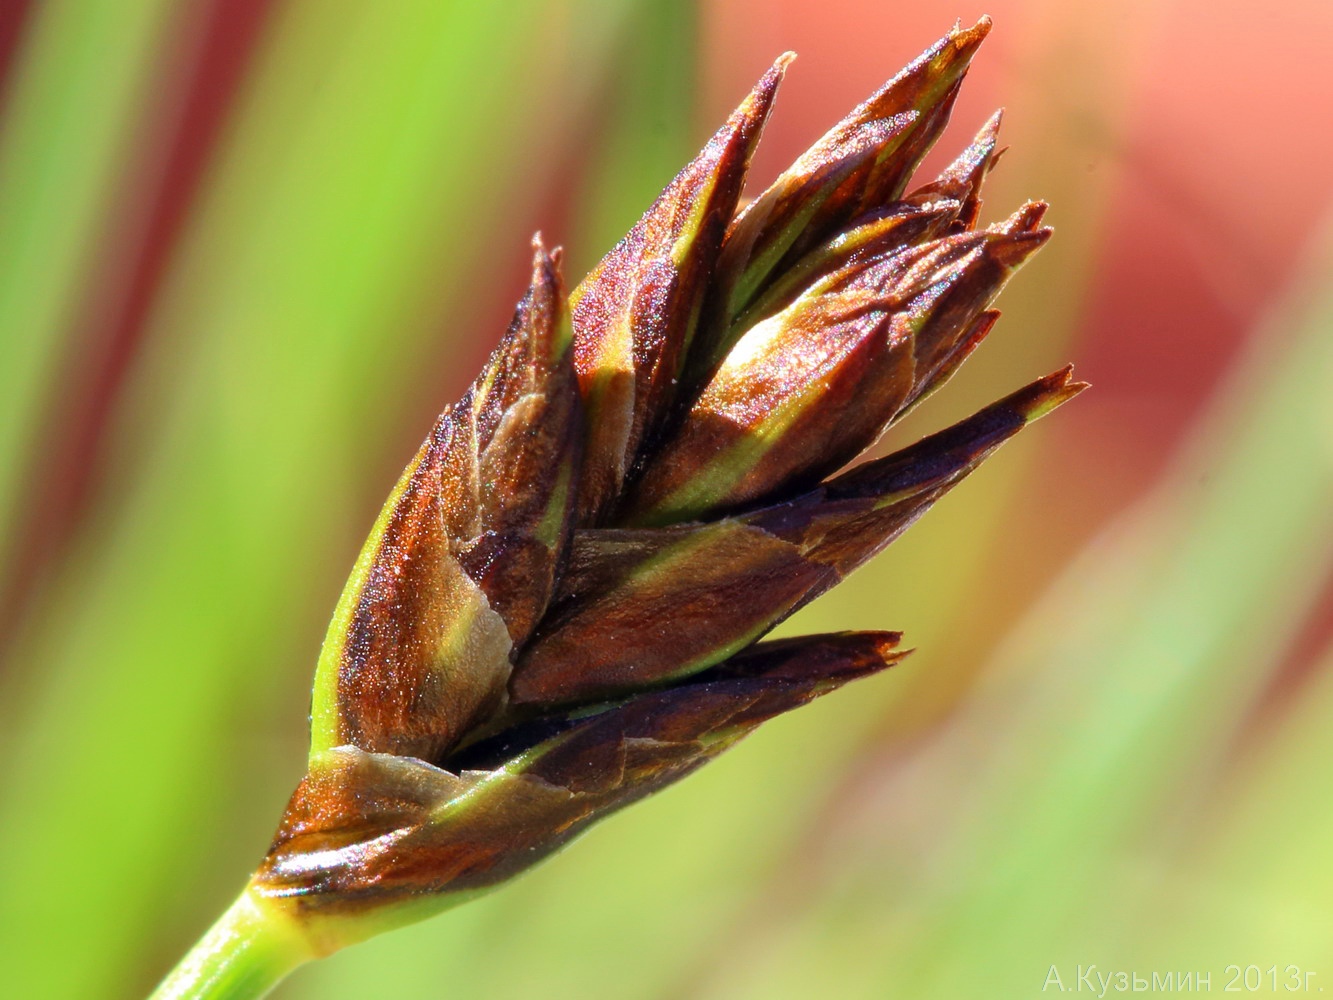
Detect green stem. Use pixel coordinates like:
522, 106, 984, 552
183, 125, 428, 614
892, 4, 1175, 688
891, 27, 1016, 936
149, 889, 315, 1000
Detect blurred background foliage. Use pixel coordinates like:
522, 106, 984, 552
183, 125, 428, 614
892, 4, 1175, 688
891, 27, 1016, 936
0, 1, 1329, 997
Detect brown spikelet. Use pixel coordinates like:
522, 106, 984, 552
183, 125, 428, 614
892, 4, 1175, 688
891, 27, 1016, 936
571, 58, 788, 523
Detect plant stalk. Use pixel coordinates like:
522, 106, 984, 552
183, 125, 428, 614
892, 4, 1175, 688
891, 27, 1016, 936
149, 888, 314, 1000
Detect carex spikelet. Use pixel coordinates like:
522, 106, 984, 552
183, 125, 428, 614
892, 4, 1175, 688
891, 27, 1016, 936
252, 17, 1085, 943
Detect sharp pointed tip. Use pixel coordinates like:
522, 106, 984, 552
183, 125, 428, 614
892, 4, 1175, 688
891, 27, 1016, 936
953, 14, 994, 51
966, 308, 1002, 344
530, 231, 564, 271
895, 16, 993, 96
1056, 363, 1093, 396
825, 630, 912, 677
869, 650, 911, 674
987, 226, 1052, 268
528, 233, 563, 282
1013, 366, 1090, 423
727, 52, 791, 147
823, 631, 914, 681
836, 364, 1085, 500
911, 110, 1006, 214
869, 631, 907, 657
1024, 205, 1051, 229
977, 109, 1004, 148
1049, 362, 1085, 386
882, 649, 914, 670
993, 200, 1050, 234
959, 112, 1003, 163
521, 236, 569, 354
753, 61, 786, 96
752, 52, 794, 101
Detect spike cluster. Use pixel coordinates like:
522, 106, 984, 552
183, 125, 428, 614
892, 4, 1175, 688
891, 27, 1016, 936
254, 18, 1085, 935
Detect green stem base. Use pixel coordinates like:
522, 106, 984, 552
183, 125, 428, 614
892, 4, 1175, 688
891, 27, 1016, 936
149, 889, 315, 1000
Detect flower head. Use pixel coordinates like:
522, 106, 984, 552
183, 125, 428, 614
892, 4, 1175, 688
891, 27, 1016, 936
252, 17, 1085, 939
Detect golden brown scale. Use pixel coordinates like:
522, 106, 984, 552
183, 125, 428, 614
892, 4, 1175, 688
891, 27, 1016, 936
570, 59, 788, 523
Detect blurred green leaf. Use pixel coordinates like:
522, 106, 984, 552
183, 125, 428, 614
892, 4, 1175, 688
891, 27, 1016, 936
566, 0, 697, 278
0, 0, 175, 555
0, 2, 641, 997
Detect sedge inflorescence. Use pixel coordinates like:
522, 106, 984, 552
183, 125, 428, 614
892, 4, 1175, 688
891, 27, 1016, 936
252, 17, 1084, 934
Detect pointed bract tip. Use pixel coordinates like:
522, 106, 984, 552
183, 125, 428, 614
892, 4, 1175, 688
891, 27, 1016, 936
994, 201, 1049, 235
739, 53, 791, 122
857, 631, 912, 669
908, 110, 1003, 223
528, 232, 566, 278
987, 226, 1052, 268
526, 235, 565, 302
873, 630, 905, 650
713, 630, 909, 684
961, 308, 1001, 348
950, 15, 993, 53
953, 116, 1002, 178
880, 14, 991, 105
973, 110, 1004, 156
1011, 365, 1090, 424
527, 233, 547, 265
